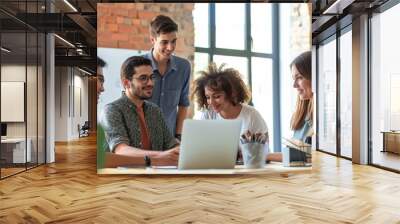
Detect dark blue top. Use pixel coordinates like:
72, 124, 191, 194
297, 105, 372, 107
143, 49, 191, 135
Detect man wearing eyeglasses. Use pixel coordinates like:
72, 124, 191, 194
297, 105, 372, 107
143, 15, 191, 141
101, 56, 179, 166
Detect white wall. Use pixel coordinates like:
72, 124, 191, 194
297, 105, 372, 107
54, 67, 89, 141
55, 66, 68, 141
73, 73, 89, 138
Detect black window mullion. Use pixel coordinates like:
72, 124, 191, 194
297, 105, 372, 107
44, 0, 48, 165
336, 29, 341, 157
25, 0, 28, 171
0, 24, 2, 179
44, 32, 47, 164
36, 4, 39, 167
367, 12, 373, 165
316, 45, 320, 151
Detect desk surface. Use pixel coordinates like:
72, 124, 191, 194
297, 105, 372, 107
98, 163, 311, 175
1, 138, 27, 143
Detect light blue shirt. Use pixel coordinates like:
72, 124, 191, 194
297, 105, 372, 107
282, 118, 313, 166
292, 118, 312, 142
143, 50, 191, 135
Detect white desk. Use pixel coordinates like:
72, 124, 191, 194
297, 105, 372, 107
1, 138, 32, 163
97, 163, 312, 175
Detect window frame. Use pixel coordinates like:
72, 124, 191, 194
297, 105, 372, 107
194, 3, 282, 152
368, 0, 400, 173
0, 1, 47, 179
315, 22, 353, 160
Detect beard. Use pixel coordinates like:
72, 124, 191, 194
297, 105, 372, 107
138, 94, 151, 100
135, 87, 153, 100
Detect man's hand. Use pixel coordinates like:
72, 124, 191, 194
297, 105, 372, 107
152, 146, 180, 166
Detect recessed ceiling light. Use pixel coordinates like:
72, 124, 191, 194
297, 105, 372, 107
63, 0, 78, 12
323, 0, 354, 15
78, 67, 92, 76
54, 34, 75, 48
1, 47, 11, 53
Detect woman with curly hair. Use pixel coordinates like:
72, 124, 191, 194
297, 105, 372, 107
192, 51, 312, 164
192, 62, 269, 144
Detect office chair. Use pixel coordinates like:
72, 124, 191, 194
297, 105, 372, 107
79, 121, 90, 138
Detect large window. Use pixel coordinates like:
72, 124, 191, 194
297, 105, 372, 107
339, 27, 352, 159
193, 3, 279, 151
370, 2, 400, 171
315, 24, 355, 160
215, 4, 245, 50
317, 36, 337, 155
194, 3, 311, 152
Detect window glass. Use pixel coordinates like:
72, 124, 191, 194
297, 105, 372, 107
215, 3, 245, 50
339, 29, 352, 158
27, 31, 39, 169
371, 3, 400, 171
251, 57, 273, 150
194, 52, 210, 80
1, 31, 28, 177
251, 4, 272, 53
193, 3, 209, 48
317, 37, 337, 154
213, 55, 248, 85
193, 52, 210, 113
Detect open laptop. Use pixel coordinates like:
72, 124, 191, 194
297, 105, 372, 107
178, 119, 242, 170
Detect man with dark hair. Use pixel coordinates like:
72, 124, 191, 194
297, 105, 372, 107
143, 15, 191, 140
97, 57, 107, 100
101, 56, 180, 166
97, 56, 107, 169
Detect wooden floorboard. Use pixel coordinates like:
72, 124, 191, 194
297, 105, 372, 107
0, 135, 400, 223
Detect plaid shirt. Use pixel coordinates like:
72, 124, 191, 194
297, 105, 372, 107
101, 94, 178, 152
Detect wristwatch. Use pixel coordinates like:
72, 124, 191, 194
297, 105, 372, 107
175, 133, 182, 141
144, 155, 151, 167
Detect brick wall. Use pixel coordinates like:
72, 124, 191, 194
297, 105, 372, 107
97, 3, 195, 61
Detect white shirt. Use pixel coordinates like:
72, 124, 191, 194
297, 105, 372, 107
195, 104, 268, 135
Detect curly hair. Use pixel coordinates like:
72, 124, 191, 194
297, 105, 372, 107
191, 63, 251, 110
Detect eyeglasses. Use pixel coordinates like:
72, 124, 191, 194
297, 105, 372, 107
97, 74, 104, 82
133, 74, 156, 83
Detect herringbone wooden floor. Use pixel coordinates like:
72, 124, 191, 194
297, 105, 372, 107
1, 135, 400, 224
